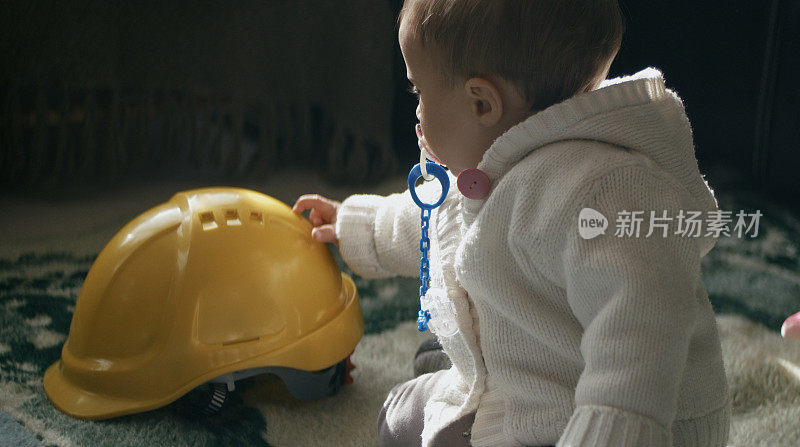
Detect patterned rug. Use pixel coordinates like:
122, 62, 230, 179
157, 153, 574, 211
1, 188, 799, 446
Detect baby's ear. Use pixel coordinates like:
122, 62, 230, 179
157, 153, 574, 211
464, 77, 503, 126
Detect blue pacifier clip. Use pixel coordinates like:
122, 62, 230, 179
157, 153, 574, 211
408, 161, 450, 332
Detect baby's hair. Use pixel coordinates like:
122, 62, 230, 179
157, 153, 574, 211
398, 0, 625, 112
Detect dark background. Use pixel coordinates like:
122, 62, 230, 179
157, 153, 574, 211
1, 0, 799, 210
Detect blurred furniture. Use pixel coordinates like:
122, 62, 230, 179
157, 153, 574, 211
0, 0, 396, 191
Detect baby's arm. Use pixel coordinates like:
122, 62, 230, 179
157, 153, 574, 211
300, 179, 445, 280
560, 164, 705, 446
512, 163, 710, 446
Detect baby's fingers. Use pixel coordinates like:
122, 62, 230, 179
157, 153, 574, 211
309, 208, 326, 226
292, 194, 339, 221
311, 224, 338, 245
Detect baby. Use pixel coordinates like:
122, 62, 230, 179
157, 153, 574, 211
293, 0, 731, 445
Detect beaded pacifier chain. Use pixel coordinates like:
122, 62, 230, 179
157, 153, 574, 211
408, 123, 492, 335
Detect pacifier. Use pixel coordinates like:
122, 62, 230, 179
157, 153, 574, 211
416, 123, 442, 181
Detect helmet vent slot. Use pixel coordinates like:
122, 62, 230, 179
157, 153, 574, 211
249, 211, 264, 224
199, 212, 218, 231
224, 209, 242, 226
221, 336, 260, 346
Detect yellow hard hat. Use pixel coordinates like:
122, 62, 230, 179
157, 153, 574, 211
43, 187, 363, 420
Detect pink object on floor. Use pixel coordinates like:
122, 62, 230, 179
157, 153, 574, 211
781, 311, 800, 339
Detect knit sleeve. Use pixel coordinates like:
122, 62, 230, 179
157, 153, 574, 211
553, 164, 702, 447
334, 179, 444, 280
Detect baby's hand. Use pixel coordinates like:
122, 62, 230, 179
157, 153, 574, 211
292, 194, 341, 247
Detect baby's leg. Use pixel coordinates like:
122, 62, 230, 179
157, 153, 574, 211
377, 370, 475, 447
413, 338, 452, 377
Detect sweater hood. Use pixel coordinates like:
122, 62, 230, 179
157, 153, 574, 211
470, 66, 720, 257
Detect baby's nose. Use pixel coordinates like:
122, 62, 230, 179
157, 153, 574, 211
415, 105, 421, 120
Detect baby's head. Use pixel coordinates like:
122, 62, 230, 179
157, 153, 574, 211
399, 0, 624, 175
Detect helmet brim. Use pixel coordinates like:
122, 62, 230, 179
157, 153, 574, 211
43, 361, 170, 420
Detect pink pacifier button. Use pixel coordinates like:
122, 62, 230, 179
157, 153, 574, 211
457, 168, 491, 200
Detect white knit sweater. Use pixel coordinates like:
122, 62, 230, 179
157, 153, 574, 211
335, 67, 731, 446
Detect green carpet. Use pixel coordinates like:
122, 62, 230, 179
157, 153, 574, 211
1, 190, 799, 446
